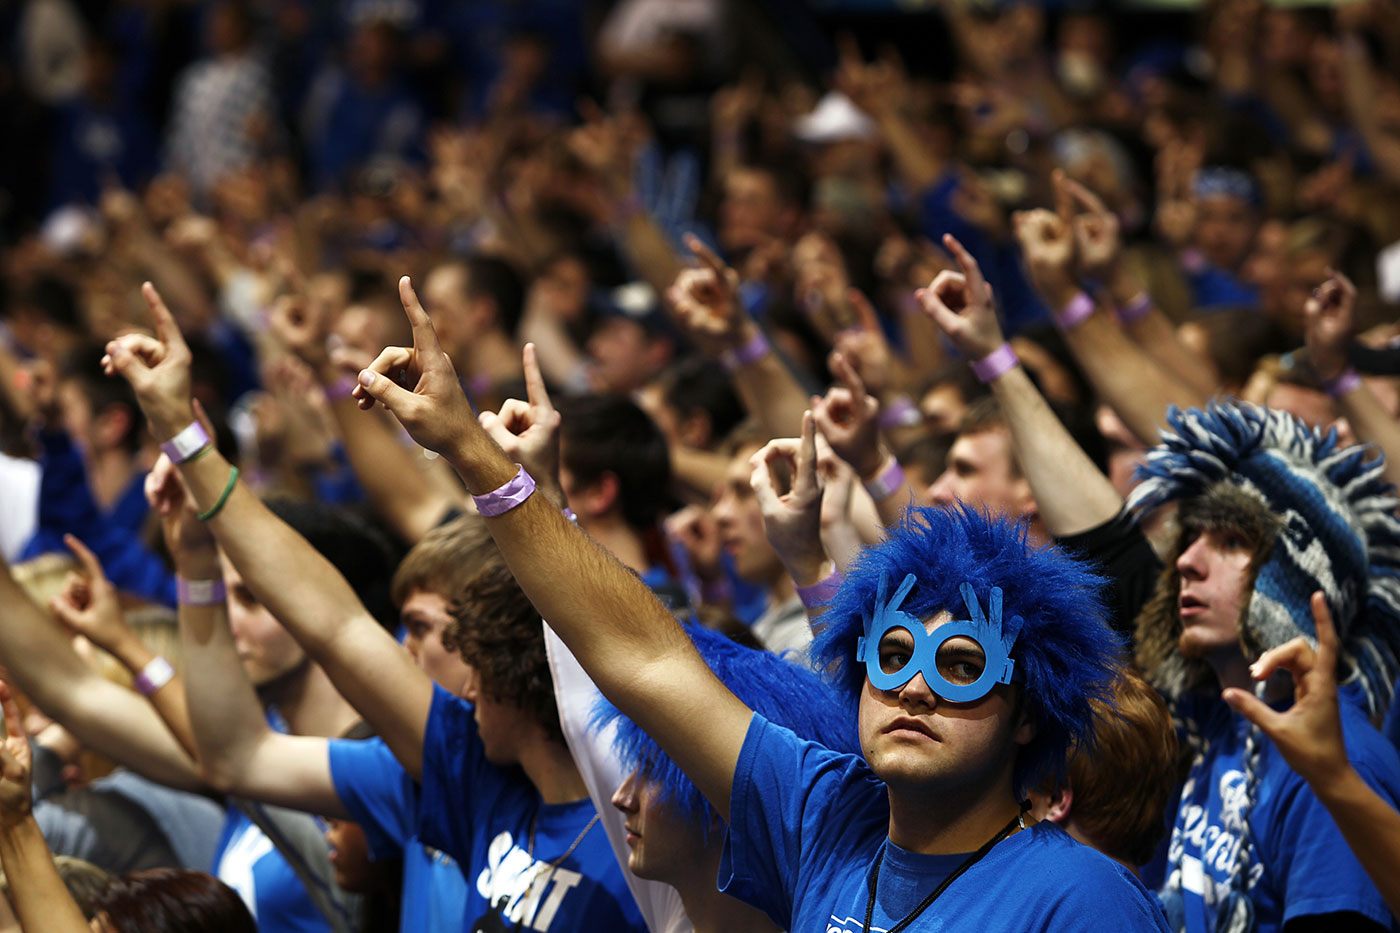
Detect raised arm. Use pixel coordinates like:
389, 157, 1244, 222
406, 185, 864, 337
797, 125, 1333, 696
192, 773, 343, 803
104, 283, 434, 779
48, 534, 196, 757
1304, 269, 1400, 487
1223, 593, 1400, 918
0, 683, 92, 933
1013, 179, 1207, 445
669, 236, 809, 439
919, 234, 1122, 536
0, 555, 202, 791
269, 291, 459, 543
353, 276, 753, 820
812, 352, 920, 529
1061, 177, 1218, 400
750, 413, 835, 626
144, 454, 349, 817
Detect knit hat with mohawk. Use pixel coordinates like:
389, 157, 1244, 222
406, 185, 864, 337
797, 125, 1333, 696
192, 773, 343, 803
1128, 401, 1400, 718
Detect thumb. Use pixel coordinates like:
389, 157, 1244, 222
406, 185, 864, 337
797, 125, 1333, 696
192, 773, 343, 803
1221, 687, 1283, 736
352, 364, 411, 414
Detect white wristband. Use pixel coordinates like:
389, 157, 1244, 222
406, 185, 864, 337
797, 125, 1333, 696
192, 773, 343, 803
134, 656, 176, 697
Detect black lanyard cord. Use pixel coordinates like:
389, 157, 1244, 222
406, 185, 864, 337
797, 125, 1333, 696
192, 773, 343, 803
862, 804, 1028, 933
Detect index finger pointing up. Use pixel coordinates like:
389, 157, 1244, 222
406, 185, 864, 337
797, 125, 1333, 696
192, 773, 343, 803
398, 276, 444, 355
142, 282, 188, 355
684, 233, 729, 278
942, 234, 987, 295
522, 343, 553, 412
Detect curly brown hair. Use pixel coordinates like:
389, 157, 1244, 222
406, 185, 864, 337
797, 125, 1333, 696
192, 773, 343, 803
442, 559, 562, 743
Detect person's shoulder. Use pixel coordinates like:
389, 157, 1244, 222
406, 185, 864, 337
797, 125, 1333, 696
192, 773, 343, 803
1012, 825, 1170, 929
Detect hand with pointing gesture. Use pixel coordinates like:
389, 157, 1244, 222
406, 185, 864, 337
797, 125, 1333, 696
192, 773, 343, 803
1222, 592, 1346, 788
1304, 268, 1357, 384
750, 412, 829, 586
352, 277, 478, 461
917, 233, 1005, 363
478, 344, 565, 506
811, 352, 883, 480
667, 234, 754, 354
101, 282, 195, 439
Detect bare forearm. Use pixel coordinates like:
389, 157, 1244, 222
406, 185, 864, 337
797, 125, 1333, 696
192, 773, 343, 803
619, 213, 685, 300
669, 445, 730, 504
731, 354, 809, 439
1313, 765, 1400, 918
178, 451, 432, 776
1062, 310, 1206, 445
327, 399, 456, 543
0, 817, 91, 932
0, 576, 203, 790
990, 365, 1122, 536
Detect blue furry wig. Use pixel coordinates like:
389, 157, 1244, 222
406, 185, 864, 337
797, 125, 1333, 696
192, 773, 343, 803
811, 505, 1124, 797
592, 622, 859, 823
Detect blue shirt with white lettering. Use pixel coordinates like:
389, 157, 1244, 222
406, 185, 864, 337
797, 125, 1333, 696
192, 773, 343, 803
721, 713, 1170, 932
1163, 688, 1400, 932
329, 736, 468, 932
213, 807, 330, 933
417, 685, 646, 932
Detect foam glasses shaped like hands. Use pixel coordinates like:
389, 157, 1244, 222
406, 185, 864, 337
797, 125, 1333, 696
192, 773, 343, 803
856, 575, 1024, 702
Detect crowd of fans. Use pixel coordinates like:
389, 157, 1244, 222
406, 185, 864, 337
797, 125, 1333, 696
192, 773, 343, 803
1, 0, 1400, 930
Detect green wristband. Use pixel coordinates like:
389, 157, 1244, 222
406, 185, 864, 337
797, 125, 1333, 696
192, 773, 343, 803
197, 466, 239, 522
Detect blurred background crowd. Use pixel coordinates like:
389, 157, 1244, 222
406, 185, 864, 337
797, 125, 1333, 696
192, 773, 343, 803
1, 0, 1400, 925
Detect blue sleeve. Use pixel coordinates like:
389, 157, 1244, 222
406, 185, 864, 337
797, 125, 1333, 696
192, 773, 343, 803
328, 737, 417, 863
416, 684, 494, 862
22, 431, 101, 559
1266, 739, 1398, 927
720, 713, 886, 929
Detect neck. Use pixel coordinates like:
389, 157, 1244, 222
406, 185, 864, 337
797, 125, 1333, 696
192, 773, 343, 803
87, 448, 138, 512
518, 734, 590, 806
463, 329, 522, 382
673, 848, 781, 933
1206, 650, 1255, 694
886, 779, 1021, 855
260, 663, 360, 738
580, 514, 650, 576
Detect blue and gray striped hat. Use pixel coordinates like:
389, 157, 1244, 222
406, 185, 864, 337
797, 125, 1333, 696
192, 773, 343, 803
1129, 401, 1400, 718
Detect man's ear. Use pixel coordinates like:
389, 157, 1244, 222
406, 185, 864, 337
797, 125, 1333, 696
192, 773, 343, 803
1046, 785, 1073, 823
678, 408, 712, 450
574, 471, 621, 519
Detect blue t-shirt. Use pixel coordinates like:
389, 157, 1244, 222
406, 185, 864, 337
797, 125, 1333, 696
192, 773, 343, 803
1164, 691, 1400, 932
329, 737, 468, 932
417, 685, 647, 932
213, 807, 331, 933
722, 713, 1170, 932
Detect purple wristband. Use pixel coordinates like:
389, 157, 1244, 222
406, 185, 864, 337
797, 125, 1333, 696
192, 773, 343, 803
160, 421, 211, 464
797, 570, 843, 610
877, 395, 921, 430
720, 331, 771, 371
1054, 292, 1095, 331
325, 375, 358, 401
473, 465, 537, 517
863, 457, 906, 501
134, 656, 176, 697
970, 343, 1019, 383
177, 577, 226, 607
1322, 367, 1362, 399
1117, 292, 1153, 324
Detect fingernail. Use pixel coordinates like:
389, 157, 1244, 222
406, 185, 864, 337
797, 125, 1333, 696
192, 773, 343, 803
358, 370, 374, 388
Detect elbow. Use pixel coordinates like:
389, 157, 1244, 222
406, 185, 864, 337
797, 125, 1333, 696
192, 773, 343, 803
195, 756, 242, 796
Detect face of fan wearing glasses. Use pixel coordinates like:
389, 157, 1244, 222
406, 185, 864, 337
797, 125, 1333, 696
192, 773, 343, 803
858, 608, 1034, 799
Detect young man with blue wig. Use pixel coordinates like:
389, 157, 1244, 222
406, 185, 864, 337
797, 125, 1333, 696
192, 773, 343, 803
347, 274, 1170, 932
